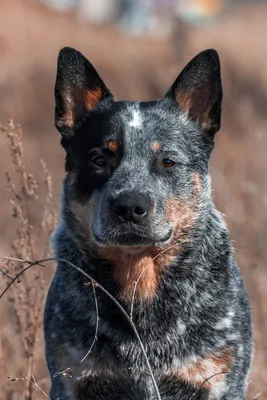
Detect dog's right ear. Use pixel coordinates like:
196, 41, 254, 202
55, 47, 113, 148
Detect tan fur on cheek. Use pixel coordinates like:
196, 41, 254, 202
162, 173, 202, 259
165, 173, 202, 233
165, 198, 196, 234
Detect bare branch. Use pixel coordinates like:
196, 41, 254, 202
80, 282, 99, 363
8, 374, 51, 399
0, 267, 13, 280
0, 259, 45, 300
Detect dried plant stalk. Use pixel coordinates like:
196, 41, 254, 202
0, 121, 57, 400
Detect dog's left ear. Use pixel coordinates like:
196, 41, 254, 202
55, 47, 113, 148
165, 49, 222, 136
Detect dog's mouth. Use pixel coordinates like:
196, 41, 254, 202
92, 229, 173, 251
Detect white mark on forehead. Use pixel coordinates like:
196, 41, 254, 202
128, 106, 142, 129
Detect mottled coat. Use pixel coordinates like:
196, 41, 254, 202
44, 47, 252, 400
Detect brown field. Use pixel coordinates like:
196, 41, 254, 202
0, 1, 267, 398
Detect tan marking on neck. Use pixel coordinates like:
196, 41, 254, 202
96, 247, 161, 301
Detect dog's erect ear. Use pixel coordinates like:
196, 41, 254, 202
165, 49, 222, 135
55, 47, 113, 147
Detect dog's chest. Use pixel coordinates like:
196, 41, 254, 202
52, 283, 231, 398
57, 336, 229, 400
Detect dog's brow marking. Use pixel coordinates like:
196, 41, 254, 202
107, 140, 118, 152
152, 142, 161, 152
129, 109, 142, 128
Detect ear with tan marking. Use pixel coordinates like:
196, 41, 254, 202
55, 47, 113, 148
166, 49, 222, 135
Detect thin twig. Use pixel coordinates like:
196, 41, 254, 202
188, 372, 227, 399
30, 374, 51, 399
8, 374, 51, 399
1, 256, 162, 400
0, 267, 13, 280
80, 282, 99, 363
0, 260, 46, 300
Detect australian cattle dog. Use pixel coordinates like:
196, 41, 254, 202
44, 47, 252, 399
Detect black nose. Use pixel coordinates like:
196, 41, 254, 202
113, 191, 149, 223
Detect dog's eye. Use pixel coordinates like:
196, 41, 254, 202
92, 156, 106, 167
161, 159, 175, 168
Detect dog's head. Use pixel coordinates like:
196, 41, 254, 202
55, 47, 222, 257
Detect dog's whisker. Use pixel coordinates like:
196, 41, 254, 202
126, 255, 132, 282
152, 242, 180, 261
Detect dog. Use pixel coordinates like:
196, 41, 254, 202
44, 47, 253, 399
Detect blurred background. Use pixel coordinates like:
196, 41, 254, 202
1, 0, 267, 398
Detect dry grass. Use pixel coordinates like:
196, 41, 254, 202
0, 121, 57, 399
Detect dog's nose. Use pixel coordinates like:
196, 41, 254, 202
113, 191, 149, 223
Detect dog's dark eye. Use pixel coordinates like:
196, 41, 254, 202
161, 159, 175, 168
92, 156, 106, 167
